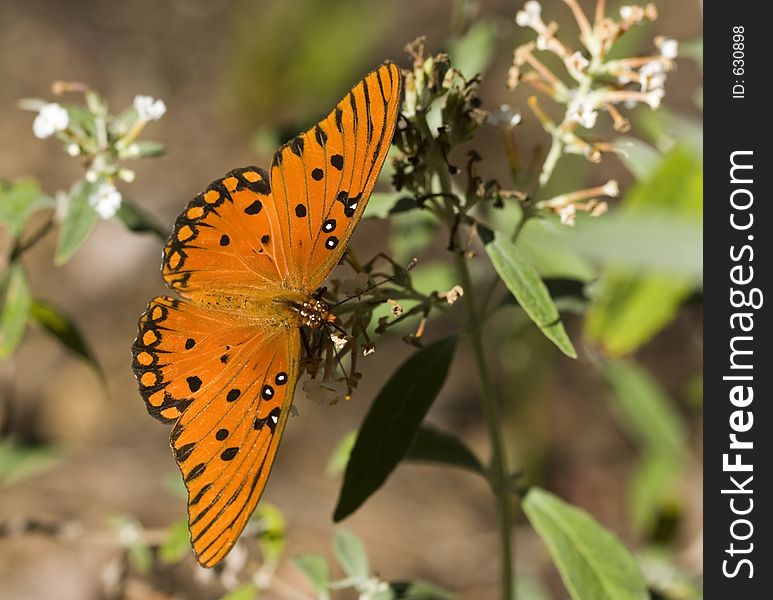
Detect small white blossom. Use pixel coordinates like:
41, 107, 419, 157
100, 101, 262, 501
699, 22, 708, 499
567, 97, 598, 129
118, 168, 135, 183
32, 103, 69, 139
66, 143, 80, 157
656, 37, 679, 59
566, 51, 590, 73
602, 180, 620, 197
516, 1, 542, 28
363, 343, 376, 357
558, 203, 577, 226
645, 88, 665, 109
330, 332, 349, 350
85, 170, 98, 183
619, 6, 635, 20
133, 94, 167, 121
89, 182, 122, 219
639, 61, 666, 92
487, 104, 521, 128
440, 285, 464, 305
387, 299, 403, 317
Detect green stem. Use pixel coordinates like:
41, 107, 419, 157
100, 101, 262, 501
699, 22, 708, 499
434, 155, 514, 600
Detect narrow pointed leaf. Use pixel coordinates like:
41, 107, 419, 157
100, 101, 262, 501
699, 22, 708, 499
484, 230, 577, 358
0, 178, 54, 238
293, 553, 331, 600
406, 425, 484, 475
28, 299, 102, 377
523, 487, 649, 600
334, 337, 457, 521
0, 264, 32, 358
332, 529, 369, 581
55, 180, 98, 265
116, 198, 167, 239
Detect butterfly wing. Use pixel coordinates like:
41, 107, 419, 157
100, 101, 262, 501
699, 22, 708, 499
132, 296, 300, 566
161, 62, 401, 297
161, 167, 294, 295
268, 61, 402, 289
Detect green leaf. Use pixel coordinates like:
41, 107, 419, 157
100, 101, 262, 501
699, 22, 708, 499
484, 230, 577, 358
449, 19, 499, 78
599, 360, 686, 460
0, 264, 32, 358
615, 136, 662, 180
158, 518, 191, 564
326, 430, 357, 477
128, 541, 153, 575
518, 219, 596, 282
391, 580, 456, 600
332, 529, 370, 581
584, 147, 702, 354
293, 553, 331, 600
218, 583, 259, 600
334, 337, 457, 521
253, 502, 286, 564
406, 425, 484, 475
628, 450, 682, 535
0, 178, 54, 238
0, 439, 61, 485
523, 487, 649, 600
116, 198, 167, 238
55, 180, 98, 265
28, 299, 102, 376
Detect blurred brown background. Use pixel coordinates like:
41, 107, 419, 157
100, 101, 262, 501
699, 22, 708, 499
1, 1, 702, 598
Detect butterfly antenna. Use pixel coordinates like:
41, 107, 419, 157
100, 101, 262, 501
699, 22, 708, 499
331, 257, 418, 309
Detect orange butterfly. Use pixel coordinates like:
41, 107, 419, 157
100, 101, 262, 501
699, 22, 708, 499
132, 63, 402, 567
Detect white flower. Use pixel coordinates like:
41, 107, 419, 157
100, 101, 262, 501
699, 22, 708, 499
32, 103, 69, 139
487, 104, 521, 128
567, 98, 598, 129
558, 203, 577, 226
66, 143, 80, 157
602, 180, 620, 197
133, 94, 166, 121
656, 37, 679, 59
645, 88, 665, 109
88, 182, 122, 219
118, 168, 136, 183
619, 6, 635, 20
639, 61, 666, 92
566, 51, 590, 73
516, 1, 542, 28
440, 285, 464, 305
330, 332, 349, 350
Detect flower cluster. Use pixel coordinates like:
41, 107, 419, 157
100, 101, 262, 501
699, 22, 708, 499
507, 0, 675, 221
20, 85, 167, 221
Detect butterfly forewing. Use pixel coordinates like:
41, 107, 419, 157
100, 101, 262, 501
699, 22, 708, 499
269, 62, 402, 289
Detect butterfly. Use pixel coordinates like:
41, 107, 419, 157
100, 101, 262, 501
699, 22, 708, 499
131, 62, 402, 567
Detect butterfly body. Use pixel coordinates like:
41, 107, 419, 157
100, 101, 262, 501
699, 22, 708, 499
132, 62, 402, 567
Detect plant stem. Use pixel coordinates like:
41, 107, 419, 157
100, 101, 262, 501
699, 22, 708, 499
435, 160, 514, 600
10, 214, 56, 262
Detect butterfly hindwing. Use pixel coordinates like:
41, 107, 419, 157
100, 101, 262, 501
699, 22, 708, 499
269, 62, 402, 289
133, 296, 301, 567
